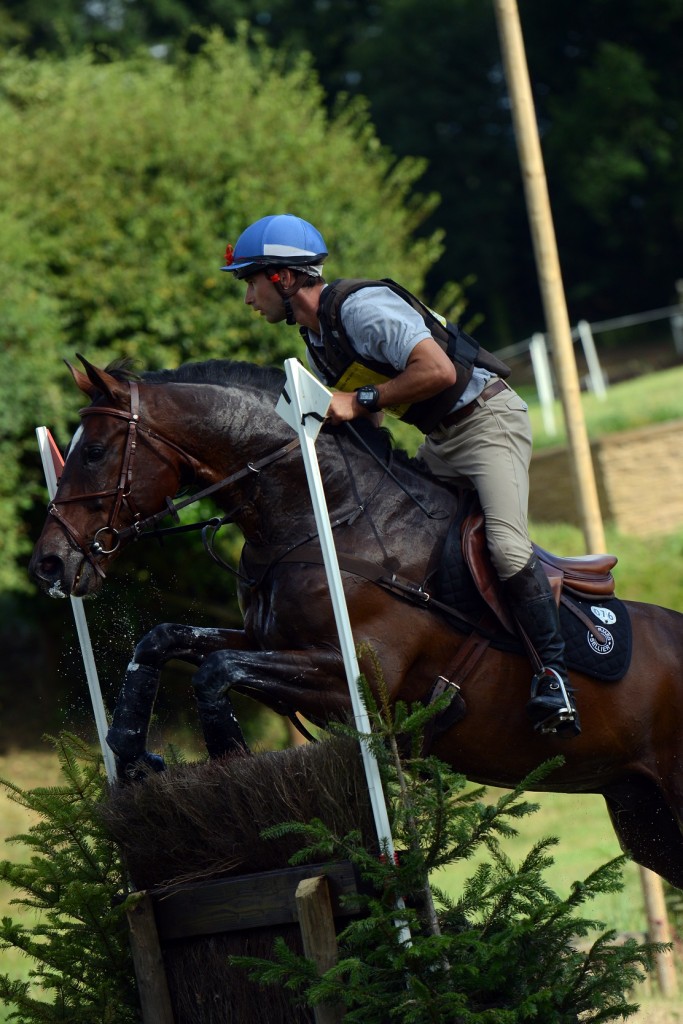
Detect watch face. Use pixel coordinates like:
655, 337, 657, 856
357, 385, 379, 410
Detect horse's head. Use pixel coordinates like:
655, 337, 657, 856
29, 357, 187, 598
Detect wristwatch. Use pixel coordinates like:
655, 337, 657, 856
355, 384, 381, 412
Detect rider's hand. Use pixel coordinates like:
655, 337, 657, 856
326, 391, 367, 425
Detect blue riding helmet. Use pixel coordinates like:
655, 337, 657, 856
222, 214, 327, 279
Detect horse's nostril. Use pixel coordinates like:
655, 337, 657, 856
37, 555, 64, 581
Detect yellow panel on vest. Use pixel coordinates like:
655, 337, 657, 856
335, 362, 410, 418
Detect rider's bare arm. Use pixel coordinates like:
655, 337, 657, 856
326, 337, 456, 424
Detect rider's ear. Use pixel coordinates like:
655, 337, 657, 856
67, 354, 126, 403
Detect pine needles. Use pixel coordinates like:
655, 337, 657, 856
0, 733, 139, 1023
232, 672, 662, 1024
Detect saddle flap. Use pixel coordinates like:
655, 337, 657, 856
461, 514, 517, 634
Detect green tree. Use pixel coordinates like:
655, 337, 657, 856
4, 2, 683, 340
0, 734, 138, 1022
0, 722, 659, 1023
0, 30, 445, 595
232, 683, 658, 1023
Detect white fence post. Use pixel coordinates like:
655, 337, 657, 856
529, 332, 556, 435
576, 319, 607, 399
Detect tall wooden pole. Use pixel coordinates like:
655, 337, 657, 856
492, 0, 678, 997
492, 0, 604, 554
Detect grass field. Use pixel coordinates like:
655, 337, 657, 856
524, 362, 683, 451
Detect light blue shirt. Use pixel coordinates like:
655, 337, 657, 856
306, 284, 493, 413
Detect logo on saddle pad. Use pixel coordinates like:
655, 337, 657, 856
587, 625, 615, 656
591, 605, 617, 625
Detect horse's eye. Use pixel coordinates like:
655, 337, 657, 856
83, 444, 106, 464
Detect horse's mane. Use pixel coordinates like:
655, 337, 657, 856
105, 358, 287, 394
104, 358, 420, 473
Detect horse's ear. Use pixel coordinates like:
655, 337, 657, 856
65, 360, 99, 399
67, 354, 126, 403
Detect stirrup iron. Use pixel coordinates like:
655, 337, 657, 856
529, 667, 578, 736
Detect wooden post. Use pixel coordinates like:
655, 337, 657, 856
640, 866, 679, 997
492, 0, 678, 995
126, 895, 176, 1024
492, 0, 604, 554
295, 876, 345, 1024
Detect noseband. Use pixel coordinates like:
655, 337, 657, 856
48, 382, 186, 578
48, 380, 301, 580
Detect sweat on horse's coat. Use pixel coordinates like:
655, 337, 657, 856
29, 356, 683, 890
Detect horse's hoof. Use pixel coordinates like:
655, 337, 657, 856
116, 751, 166, 782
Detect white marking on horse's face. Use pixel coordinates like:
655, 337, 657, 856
64, 425, 84, 464
48, 582, 67, 599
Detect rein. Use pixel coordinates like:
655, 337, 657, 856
49, 376, 448, 584
48, 381, 301, 579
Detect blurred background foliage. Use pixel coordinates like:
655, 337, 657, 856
2, 0, 681, 337
0, 31, 448, 592
1, 0, 682, 746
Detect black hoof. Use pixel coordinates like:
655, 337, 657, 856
116, 751, 166, 782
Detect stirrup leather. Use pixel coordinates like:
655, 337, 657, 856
527, 667, 578, 735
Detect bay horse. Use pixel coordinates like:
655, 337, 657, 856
29, 356, 683, 890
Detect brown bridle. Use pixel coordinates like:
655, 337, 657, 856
47, 380, 301, 580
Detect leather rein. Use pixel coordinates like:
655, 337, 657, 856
47, 380, 301, 580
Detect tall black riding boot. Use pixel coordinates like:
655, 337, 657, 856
504, 557, 581, 738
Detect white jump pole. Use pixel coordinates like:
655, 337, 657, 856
276, 359, 411, 946
36, 427, 117, 785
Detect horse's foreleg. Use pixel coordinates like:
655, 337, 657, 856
106, 661, 165, 778
106, 624, 249, 779
192, 647, 348, 760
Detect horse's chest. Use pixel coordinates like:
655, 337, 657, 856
241, 570, 337, 648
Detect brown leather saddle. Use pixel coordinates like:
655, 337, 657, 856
461, 512, 617, 635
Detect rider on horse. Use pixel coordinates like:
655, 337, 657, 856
222, 213, 580, 738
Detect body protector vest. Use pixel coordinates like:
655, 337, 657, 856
308, 278, 512, 433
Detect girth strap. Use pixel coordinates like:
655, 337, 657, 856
421, 628, 491, 755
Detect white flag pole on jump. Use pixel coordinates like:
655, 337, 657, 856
36, 426, 117, 785
275, 359, 411, 946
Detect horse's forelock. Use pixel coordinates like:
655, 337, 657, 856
103, 359, 141, 382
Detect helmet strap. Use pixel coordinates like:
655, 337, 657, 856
283, 297, 297, 326
268, 271, 305, 327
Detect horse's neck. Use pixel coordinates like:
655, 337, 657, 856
153, 382, 313, 539
252, 433, 417, 550
157, 382, 290, 475
151, 382, 447, 559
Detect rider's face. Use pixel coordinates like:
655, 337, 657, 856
244, 272, 286, 323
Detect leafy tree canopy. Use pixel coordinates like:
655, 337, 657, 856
0, 30, 449, 592
3, 1, 683, 341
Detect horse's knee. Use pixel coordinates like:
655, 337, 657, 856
191, 653, 247, 758
192, 652, 233, 703
133, 622, 182, 665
